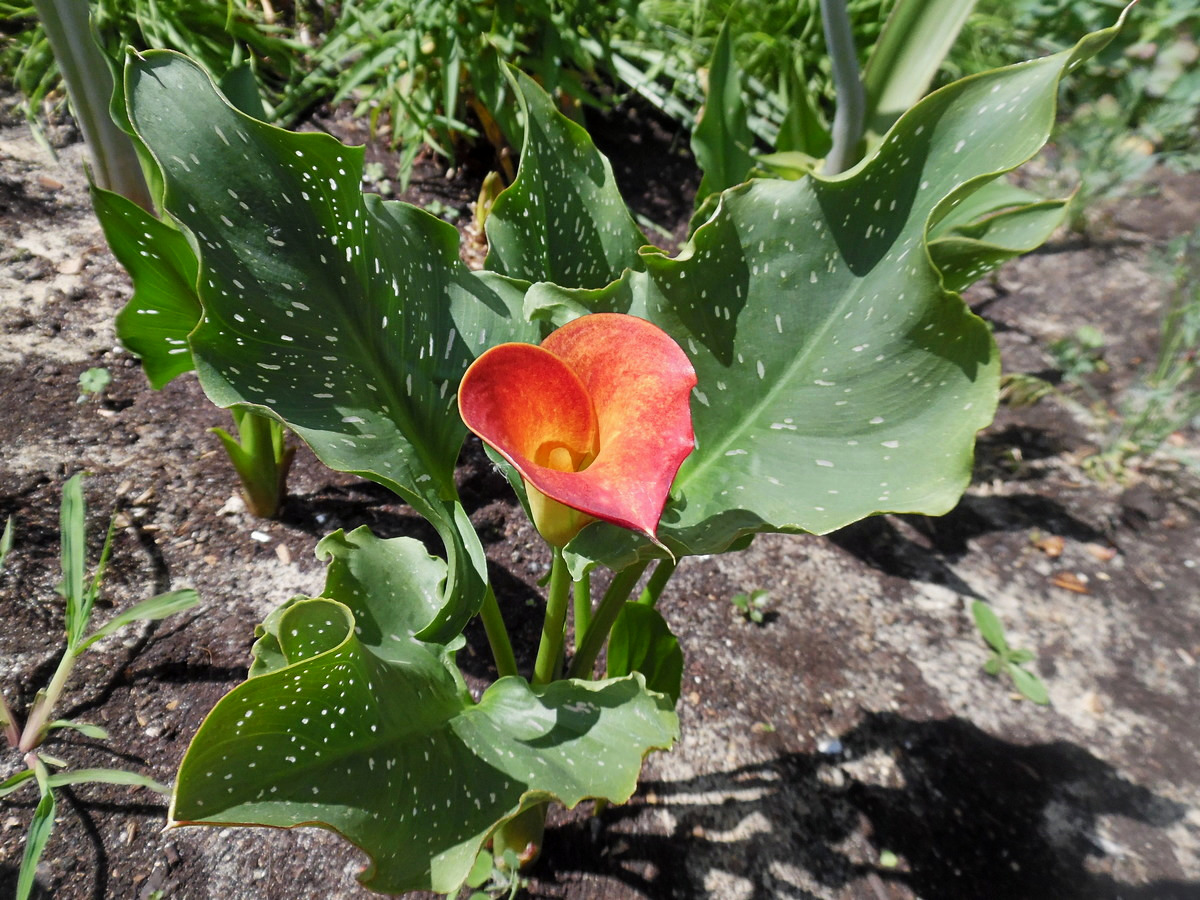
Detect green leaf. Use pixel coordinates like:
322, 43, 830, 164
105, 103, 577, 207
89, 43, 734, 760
171, 529, 678, 896
0, 769, 36, 799
691, 22, 757, 209
45, 768, 170, 793
775, 59, 831, 160
862, 0, 979, 137
465, 849, 493, 888
78, 367, 112, 395
0, 515, 13, 575
484, 67, 645, 289
971, 600, 1008, 655
606, 603, 684, 704
928, 181, 1069, 292
124, 51, 535, 642
78, 588, 199, 650
59, 473, 87, 646
543, 16, 1128, 568
983, 655, 1003, 677
16, 785, 55, 900
249, 527, 447, 678
211, 408, 294, 518
1007, 647, 1036, 665
1008, 664, 1050, 706
47, 719, 110, 739
94, 184, 201, 388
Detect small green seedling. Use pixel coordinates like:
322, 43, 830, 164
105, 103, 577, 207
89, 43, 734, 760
210, 407, 296, 519
76, 366, 112, 403
1049, 325, 1109, 386
464, 848, 528, 900
0, 474, 199, 900
732, 589, 771, 624
970, 600, 1049, 705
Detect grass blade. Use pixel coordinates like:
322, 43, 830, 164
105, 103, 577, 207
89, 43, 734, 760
46, 767, 170, 794
0, 769, 37, 800
16, 784, 56, 900
59, 473, 86, 647
47, 719, 110, 740
0, 515, 13, 575
79, 588, 199, 650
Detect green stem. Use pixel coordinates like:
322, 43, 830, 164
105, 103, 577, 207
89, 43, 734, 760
567, 561, 649, 681
637, 559, 677, 608
532, 549, 571, 686
479, 585, 518, 679
31, 0, 152, 209
0, 691, 20, 748
572, 570, 592, 654
820, 0, 866, 174
19, 647, 78, 753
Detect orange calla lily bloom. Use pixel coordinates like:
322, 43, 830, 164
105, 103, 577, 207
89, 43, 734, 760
458, 313, 697, 547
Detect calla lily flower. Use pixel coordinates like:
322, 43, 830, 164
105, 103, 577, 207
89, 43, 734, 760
458, 313, 697, 547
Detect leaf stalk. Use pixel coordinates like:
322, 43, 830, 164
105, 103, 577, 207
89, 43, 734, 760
567, 561, 650, 680
532, 549, 572, 685
479, 585, 518, 679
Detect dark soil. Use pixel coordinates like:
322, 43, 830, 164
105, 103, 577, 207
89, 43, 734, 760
1, 95, 1199, 900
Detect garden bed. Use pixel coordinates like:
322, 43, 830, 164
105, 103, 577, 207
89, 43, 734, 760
1, 97, 1199, 899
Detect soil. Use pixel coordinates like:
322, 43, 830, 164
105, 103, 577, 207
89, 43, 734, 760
1, 93, 1199, 900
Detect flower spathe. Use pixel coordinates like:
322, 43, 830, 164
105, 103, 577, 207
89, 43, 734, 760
458, 313, 697, 547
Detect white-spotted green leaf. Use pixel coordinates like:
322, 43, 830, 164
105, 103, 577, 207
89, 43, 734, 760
929, 204, 1070, 293
94, 184, 201, 389
541, 13, 1130, 569
123, 51, 536, 642
170, 528, 678, 896
484, 67, 645, 289
248, 526, 447, 678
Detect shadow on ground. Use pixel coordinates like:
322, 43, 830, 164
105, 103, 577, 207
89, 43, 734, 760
544, 712, 1194, 900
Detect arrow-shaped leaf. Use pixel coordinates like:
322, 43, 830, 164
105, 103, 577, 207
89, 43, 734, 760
171, 528, 677, 895
93, 185, 202, 389
484, 67, 646, 289
124, 51, 536, 641
541, 11, 1130, 570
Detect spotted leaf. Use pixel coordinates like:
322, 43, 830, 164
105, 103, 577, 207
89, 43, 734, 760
484, 68, 645, 289
123, 51, 537, 642
528, 11, 1131, 572
170, 528, 678, 895
93, 185, 201, 389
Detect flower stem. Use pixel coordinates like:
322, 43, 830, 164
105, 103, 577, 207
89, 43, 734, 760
479, 585, 518, 679
637, 559, 677, 608
532, 549, 572, 685
573, 570, 592, 653
567, 561, 649, 680
821, 0, 867, 175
